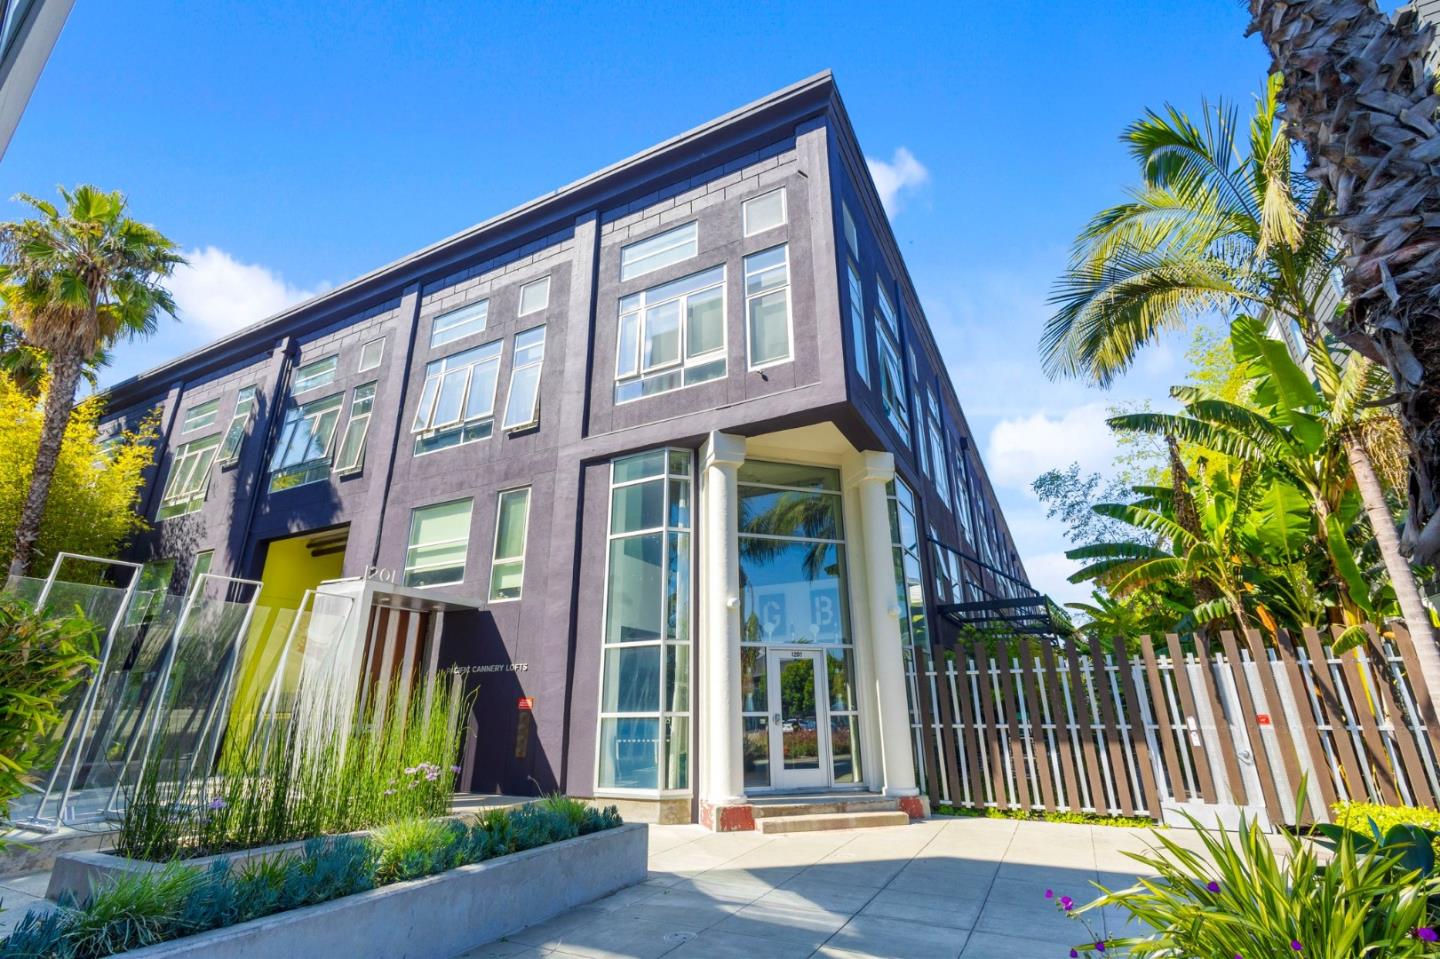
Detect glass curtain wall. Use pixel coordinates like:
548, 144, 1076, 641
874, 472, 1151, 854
888, 478, 933, 794
737, 461, 860, 789
597, 449, 693, 792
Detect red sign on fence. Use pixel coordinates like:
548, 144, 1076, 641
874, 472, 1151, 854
1256, 714, 1271, 726
517, 697, 534, 711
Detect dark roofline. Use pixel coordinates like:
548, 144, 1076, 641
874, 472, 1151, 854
104, 70, 839, 406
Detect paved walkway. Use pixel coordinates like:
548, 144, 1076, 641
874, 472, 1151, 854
460, 817, 1173, 959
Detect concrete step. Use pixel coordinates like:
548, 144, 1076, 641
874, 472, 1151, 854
750, 796, 899, 819
756, 810, 910, 834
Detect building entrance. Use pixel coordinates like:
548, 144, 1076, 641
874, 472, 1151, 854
765, 647, 831, 790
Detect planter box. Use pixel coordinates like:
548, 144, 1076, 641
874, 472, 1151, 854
56, 823, 647, 959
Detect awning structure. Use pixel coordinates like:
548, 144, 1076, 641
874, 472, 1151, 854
927, 537, 1067, 641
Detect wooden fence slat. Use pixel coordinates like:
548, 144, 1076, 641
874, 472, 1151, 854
1392, 624, 1440, 730
1362, 627, 1434, 808
1139, 636, 1189, 803
1218, 631, 1283, 822
1087, 636, 1134, 816
913, 648, 945, 805
995, 639, 1032, 810
1191, 635, 1249, 806
1329, 625, 1400, 805
1237, 630, 1310, 823
1064, 641, 1108, 813
1019, 640, 1057, 811
973, 642, 1008, 808
1165, 633, 1218, 803
950, 647, 985, 807
1040, 642, 1082, 812
1299, 627, 1369, 803
1113, 640, 1159, 815
1272, 629, 1339, 814
929, 645, 963, 807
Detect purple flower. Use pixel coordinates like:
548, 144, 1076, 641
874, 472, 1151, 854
451, 765, 462, 773
1060, 896, 1074, 911
1291, 941, 1303, 952
404, 766, 418, 775
1069, 951, 1078, 959
1044, 889, 1054, 900
1205, 880, 1220, 893
1094, 943, 1106, 953
206, 797, 227, 810
1416, 927, 1438, 942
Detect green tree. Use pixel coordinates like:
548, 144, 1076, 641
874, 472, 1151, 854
0, 186, 181, 577
0, 373, 157, 575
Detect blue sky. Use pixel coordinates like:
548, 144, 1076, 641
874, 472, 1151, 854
3, 1, 1281, 606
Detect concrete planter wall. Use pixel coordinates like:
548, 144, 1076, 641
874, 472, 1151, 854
56, 823, 647, 959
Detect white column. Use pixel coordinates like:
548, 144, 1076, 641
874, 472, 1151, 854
852, 450, 919, 798
701, 431, 747, 807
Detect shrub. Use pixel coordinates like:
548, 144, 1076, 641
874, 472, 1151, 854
0, 908, 72, 959
0, 597, 99, 830
1055, 810, 1440, 957
372, 818, 462, 884
937, 803, 1154, 829
65, 863, 202, 958
1333, 800, 1440, 836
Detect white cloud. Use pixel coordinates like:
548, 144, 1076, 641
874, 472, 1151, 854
169, 246, 327, 338
866, 147, 929, 215
1021, 551, 1092, 608
984, 401, 1119, 490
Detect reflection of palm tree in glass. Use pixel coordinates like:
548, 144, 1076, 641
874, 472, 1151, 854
739, 493, 839, 643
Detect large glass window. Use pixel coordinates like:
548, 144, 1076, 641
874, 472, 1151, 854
404, 498, 473, 588
743, 188, 786, 236
738, 460, 857, 786
615, 265, 725, 403
411, 340, 502, 454
875, 284, 910, 443
620, 222, 697, 281
489, 487, 531, 601
292, 356, 337, 393
268, 393, 343, 491
842, 202, 859, 254
217, 386, 257, 466
953, 441, 975, 545
181, 399, 219, 433
745, 245, 791, 369
597, 449, 692, 793
847, 262, 869, 386
358, 337, 385, 372
501, 326, 545, 431
889, 479, 933, 794
333, 382, 376, 474
430, 299, 488, 348
926, 390, 950, 507
158, 434, 221, 519
518, 276, 550, 316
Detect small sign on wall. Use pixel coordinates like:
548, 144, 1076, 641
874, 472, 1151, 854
517, 697, 534, 711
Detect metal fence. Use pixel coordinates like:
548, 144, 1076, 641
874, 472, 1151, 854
911, 626, 1440, 828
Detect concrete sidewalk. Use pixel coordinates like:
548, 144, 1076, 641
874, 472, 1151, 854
460, 816, 1181, 959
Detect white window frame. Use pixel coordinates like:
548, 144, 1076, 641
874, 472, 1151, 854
333, 381, 376, 475
268, 392, 343, 490
217, 386, 258, 466
842, 202, 859, 254
181, 399, 219, 433
429, 299, 489, 349
742, 188, 787, 237
614, 265, 727, 403
620, 221, 698, 281
847, 261, 869, 386
404, 497, 474, 589
517, 275, 551, 317
501, 325, 546, 432
488, 486, 531, 603
876, 332, 909, 443
358, 337, 385, 372
926, 390, 950, 508
292, 356, 338, 394
158, 434, 222, 519
410, 340, 503, 454
743, 243, 793, 370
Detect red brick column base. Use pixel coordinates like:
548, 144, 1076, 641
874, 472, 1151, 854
899, 795, 929, 820
699, 801, 755, 832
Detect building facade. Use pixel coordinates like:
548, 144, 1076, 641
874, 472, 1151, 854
98, 73, 1032, 828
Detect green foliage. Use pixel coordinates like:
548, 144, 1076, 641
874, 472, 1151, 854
1060, 808, 1440, 957
117, 677, 469, 861
1, 801, 621, 957
1333, 801, 1440, 836
0, 597, 99, 829
935, 803, 1153, 829
0, 374, 156, 575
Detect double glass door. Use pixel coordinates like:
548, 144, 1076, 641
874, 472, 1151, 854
765, 648, 830, 790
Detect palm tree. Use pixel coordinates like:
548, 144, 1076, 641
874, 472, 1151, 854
1248, 1, 1440, 568
0, 186, 182, 577
1041, 79, 1439, 665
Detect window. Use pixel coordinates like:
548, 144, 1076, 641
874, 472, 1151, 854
743, 188, 786, 236
430, 299, 488, 348
334, 382, 376, 474
411, 341, 502, 454
888, 479, 932, 793
926, 391, 950, 506
876, 282, 899, 337
501, 326, 546, 431
615, 265, 725, 402
598, 449, 692, 792
158, 434, 222, 519
620, 222, 697, 281
518, 276, 550, 316
358, 337, 385, 372
744, 245, 792, 368
268, 393, 343, 491
842, 202, 859, 254
953, 441, 974, 544
875, 284, 909, 441
181, 399, 219, 433
489, 487, 531, 601
292, 356, 337, 394
847, 262, 869, 386
217, 386, 258, 465
190, 550, 214, 585
404, 498, 473, 588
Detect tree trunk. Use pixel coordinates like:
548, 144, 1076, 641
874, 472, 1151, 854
1250, 1, 1440, 564
1345, 432, 1440, 700
8, 350, 83, 578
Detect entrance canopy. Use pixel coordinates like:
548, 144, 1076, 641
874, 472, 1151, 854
928, 537, 1064, 640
